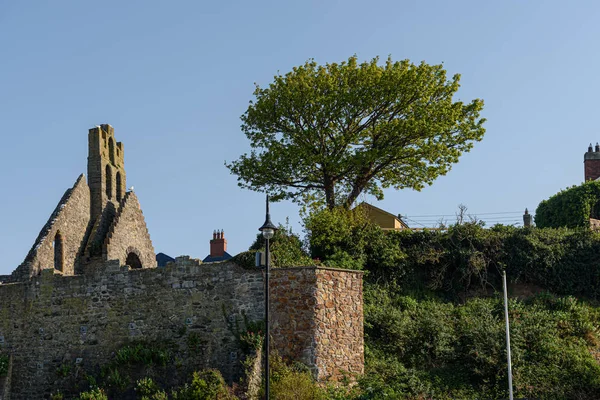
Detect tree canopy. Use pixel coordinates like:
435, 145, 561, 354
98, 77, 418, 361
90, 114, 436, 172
227, 56, 486, 209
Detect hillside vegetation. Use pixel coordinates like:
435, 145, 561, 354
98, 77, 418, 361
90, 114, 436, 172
304, 208, 600, 399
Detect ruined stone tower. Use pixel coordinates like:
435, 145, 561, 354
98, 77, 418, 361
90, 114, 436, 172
9, 124, 156, 281
88, 124, 127, 221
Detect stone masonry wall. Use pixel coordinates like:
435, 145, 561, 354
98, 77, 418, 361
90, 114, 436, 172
105, 192, 156, 268
313, 268, 364, 380
271, 267, 364, 381
0, 259, 264, 399
10, 175, 90, 281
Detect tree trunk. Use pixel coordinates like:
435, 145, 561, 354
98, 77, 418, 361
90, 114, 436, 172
324, 175, 336, 209
345, 179, 368, 209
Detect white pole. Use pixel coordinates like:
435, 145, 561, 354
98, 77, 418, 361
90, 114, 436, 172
503, 271, 514, 400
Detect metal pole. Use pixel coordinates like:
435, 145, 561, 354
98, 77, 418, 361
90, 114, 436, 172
265, 237, 270, 400
503, 271, 514, 400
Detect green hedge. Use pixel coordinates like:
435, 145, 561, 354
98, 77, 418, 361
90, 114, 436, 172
362, 287, 600, 399
535, 180, 600, 228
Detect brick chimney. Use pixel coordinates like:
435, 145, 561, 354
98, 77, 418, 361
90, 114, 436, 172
210, 230, 227, 258
584, 143, 600, 181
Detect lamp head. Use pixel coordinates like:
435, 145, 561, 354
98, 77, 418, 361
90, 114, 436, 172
259, 195, 278, 239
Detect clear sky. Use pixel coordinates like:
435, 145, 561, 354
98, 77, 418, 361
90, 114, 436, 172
1, 1, 598, 275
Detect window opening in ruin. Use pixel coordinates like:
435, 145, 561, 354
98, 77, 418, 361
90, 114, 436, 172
53, 232, 64, 272
126, 252, 143, 269
116, 171, 122, 202
108, 137, 115, 165
106, 164, 113, 199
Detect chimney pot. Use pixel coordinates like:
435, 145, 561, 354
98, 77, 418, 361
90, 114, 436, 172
210, 229, 227, 257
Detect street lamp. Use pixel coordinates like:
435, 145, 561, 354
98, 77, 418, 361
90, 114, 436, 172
259, 195, 277, 400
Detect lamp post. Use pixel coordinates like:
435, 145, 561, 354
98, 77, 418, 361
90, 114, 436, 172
259, 195, 277, 400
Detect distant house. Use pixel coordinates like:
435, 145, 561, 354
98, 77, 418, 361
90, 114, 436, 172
202, 230, 233, 263
355, 202, 409, 230
156, 252, 175, 267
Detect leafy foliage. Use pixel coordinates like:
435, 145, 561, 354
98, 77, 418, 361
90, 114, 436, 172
535, 180, 600, 228
267, 354, 327, 400
309, 213, 600, 300
362, 286, 600, 399
171, 370, 235, 400
249, 224, 314, 267
0, 353, 8, 377
78, 387, 108, 400
304, 206, 404, 271
227, 55, 485, 209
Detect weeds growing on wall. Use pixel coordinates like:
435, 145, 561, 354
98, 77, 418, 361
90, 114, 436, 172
0, 353, 8, 376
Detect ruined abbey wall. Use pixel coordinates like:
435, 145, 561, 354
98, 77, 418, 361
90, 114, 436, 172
0, 258, 264, 399
104, 192, 157, 268
10, 175, 91, 281
0, 260, 363, 399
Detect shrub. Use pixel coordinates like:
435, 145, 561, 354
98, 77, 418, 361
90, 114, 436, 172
78, 388, 108, 400
268, 354, 326, 400
172, 369, 236, 400
363, 284, 600, 399
136, 377, 168, 400
0, 353, 8, 376
250, 224, 314, 267
535, 180, 600, 228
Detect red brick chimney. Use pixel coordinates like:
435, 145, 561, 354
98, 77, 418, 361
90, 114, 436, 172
585, 143, 600, 181
210, 230, 227, 257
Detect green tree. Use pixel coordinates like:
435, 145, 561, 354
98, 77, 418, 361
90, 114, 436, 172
227, 56, 485, 209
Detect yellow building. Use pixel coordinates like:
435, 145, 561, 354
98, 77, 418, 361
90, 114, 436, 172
356, 202, 409, 231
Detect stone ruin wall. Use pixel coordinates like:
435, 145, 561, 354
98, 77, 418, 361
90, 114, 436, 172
270, 267, 364, 381
0, 261, 363, 398
104, 192, 157, 268
0, 258, 264, 399
10, 175, 91, 282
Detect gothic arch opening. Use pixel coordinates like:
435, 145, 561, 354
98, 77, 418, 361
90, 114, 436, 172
108, 137, 115, 165
126, 252, 143, 269
53, 231, 64, 272
106, 164, 113, 199
116, 171, 122, 202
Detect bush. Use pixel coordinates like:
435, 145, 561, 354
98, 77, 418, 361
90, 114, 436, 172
268, 354, 326, 400
363, 284, 600, 399
172, 369, 236, 400
0, 353, 8, 377
304, 206, 404, 271
535, 180, 600, 228
136, 377, 168, 400
78, 388, 108, 400
250, 224, 314, 267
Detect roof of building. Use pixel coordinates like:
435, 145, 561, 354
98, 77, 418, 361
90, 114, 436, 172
156, 252, 175, 267
356, 202, 410, 229
202, 251, 233, 263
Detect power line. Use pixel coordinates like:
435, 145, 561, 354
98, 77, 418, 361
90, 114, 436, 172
404, 211, 524, 218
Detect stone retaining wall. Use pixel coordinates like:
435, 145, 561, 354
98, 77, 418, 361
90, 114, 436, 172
0, 262, 363, 398
0, 258, 264, 399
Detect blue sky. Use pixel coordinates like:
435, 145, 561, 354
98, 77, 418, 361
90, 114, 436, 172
0, 1, 598, 274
